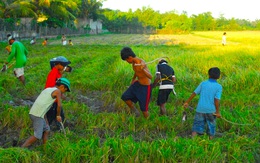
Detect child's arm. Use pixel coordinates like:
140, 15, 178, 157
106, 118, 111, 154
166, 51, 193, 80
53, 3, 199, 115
142, 66, 152, 79
214, 98, 221, 118
52, 89, 62, 122
134, 59, 152, 79
152, 72, 160, 87
172, 75, 176, 83
183, 92, 196, 108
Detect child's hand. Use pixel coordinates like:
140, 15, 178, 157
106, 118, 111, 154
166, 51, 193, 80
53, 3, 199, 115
214, 112, 221, 118
183, 102, 189, 109
56, 116, 62, 122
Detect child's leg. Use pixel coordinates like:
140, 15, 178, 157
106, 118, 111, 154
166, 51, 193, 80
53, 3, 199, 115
192, 131, 197, 137
18, 75, 25, 85
192, 112, 205, 137
21, 136, 38, 148
125, 100, 140, 117
142, 111, 149, 118
159, 103, 166, 115
42, 130, 50, 144
206, 113, 216, 139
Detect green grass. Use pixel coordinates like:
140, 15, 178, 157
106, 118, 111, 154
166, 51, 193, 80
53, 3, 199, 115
0, 32, 259, 162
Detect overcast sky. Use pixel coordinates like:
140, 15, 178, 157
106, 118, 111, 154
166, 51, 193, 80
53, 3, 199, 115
102, 0, 259, 21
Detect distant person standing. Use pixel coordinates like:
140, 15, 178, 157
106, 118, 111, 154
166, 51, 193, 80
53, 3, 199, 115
5, 35, 28, 85
222, 32, 226, 46
61, 34, 67, 45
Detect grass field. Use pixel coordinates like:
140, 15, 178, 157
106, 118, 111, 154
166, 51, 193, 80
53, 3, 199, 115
0, 31, 259, 162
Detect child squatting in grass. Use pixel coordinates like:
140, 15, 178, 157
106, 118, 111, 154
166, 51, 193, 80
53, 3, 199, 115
183, 67, 222, 139
120, 47, 153, 118
21, 78, 71, 148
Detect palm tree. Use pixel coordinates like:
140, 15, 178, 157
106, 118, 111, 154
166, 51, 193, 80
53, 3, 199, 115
32, 0, 78, 28
78, 0, 103, 20
4, 1, 37, 18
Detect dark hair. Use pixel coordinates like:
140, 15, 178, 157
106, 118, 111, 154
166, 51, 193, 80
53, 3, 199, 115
120, 47, 136, 60
7, 34, 12, 38
208, 67, 220, 79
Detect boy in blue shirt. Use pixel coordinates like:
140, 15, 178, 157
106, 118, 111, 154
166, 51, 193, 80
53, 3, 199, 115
183, 67, 222, 139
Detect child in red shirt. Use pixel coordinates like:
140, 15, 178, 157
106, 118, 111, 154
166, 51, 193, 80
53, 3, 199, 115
45, 56, 72, 130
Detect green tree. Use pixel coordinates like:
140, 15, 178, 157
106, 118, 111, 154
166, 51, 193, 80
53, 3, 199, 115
254, 20, 260, 30
77, 0, 103, 20
160, 11, 179, 29
3, 0, 37, 18
191, 12, 216, 31
225, 18, 241, 30
163, 12, 192, 33
134, 6, 160, 33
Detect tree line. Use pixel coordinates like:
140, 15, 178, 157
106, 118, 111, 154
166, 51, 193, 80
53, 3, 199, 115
101, 7, 260, 34
1, 0, 259, 34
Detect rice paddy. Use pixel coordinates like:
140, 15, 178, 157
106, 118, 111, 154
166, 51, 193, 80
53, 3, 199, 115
0, 31, 259, 162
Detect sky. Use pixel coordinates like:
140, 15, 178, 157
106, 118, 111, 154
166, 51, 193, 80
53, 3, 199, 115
102, 0, 259, 21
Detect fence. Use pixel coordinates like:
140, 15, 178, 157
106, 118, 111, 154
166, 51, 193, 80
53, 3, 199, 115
0, 18, 102, 41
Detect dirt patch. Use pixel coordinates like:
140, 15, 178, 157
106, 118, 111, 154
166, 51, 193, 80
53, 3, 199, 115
73, 90, 116, 113
0, 90, 116, 148
0, 127, 19, 147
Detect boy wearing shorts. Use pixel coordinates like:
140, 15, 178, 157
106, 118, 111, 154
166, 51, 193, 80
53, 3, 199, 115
183, 67, 222, 139
22, 78, 71, 148
120, 47, 152, 118
152, 59, 176, 115
5, 36, 28, 85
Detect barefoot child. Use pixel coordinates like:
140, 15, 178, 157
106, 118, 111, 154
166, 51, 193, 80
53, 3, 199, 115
152, 59, 176, 115
120, 47, 152, 118
21, 78, 71, 148
183, 67, 222, 139
5, 36, 28, 85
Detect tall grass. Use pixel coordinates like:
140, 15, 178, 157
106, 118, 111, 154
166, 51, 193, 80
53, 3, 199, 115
0, 32, 259, 162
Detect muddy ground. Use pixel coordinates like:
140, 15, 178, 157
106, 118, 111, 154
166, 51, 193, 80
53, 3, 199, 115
0, 90, 117, 148
0, 90, 193, 148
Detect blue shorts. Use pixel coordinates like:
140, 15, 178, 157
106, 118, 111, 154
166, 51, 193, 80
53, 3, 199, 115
121, 81, 152, 112
192, 112, 216, 136
30, 114, 50, 139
